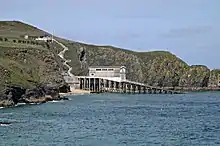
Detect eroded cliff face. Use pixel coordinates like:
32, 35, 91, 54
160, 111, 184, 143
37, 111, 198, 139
208, 69, 220, 87
138, 53, 188, 87
179, 66, 210, 87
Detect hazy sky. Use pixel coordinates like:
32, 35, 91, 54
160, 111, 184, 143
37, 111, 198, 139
0, 0, 219, 68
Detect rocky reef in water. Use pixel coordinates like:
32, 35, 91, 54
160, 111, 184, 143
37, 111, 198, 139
0, 84, 70, 107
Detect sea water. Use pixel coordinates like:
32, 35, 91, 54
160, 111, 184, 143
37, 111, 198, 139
1, 92, 220, 146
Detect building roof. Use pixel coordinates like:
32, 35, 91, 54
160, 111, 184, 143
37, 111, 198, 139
89, 66, 126, 69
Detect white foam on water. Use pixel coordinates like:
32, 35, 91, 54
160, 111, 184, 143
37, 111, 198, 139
0, 107, 4, 109
27, 102, 38, 105
48, 100, 63, 103
0, 124, 11, 127
15, 103, 26, 107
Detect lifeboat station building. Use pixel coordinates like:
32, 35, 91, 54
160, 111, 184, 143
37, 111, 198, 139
88, 66, 126, 81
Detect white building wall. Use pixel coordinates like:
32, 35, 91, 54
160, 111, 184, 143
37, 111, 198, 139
35, 36, 52, 41
88, 66, 126, 80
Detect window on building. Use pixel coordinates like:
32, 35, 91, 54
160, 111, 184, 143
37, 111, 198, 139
102, 69, 107, 71
108, 69, 114, 71
96, 69, 101, 71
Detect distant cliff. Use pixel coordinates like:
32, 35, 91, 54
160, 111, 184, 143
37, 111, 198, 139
0, 21, 219, 92
64, 42, 219, 88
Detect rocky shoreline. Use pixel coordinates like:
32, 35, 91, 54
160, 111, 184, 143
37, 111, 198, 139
1, 83, 219, 108
0, 83, 70, 108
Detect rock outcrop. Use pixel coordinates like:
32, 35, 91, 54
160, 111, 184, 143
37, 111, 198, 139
58, 83, 71, 93
0, 84, 69, 107
0, 85, 26, 107
208, 69, 220, 87
179, 65, 210, 87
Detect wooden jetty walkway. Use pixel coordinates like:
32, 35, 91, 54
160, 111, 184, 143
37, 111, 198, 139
76, 76, 183, 94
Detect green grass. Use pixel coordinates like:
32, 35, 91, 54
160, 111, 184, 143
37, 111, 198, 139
0, 57, 40, 87
0, 41, 47, 50
0, 21, 47, 39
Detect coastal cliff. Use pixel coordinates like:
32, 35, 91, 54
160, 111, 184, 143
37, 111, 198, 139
0, 20, 219, 99
64, 42, 219, 88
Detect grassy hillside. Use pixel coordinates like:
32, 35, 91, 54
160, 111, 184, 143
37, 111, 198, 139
0, 20, 219, 90
0, 21, 64, 92
0, 21, 47, 38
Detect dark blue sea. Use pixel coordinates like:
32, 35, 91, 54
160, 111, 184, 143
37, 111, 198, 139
1, 92, 220, 146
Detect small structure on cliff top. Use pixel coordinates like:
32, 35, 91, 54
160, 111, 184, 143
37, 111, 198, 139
35, 35, 52, 41
24, 35, 29, 39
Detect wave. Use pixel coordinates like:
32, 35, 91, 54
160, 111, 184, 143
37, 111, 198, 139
48, 100, 63, 103
0, 123, 11, 127
0, 107, 4, 109
15, 103, 26, 107
30, 103, 36, 105
0, 121, 11, 127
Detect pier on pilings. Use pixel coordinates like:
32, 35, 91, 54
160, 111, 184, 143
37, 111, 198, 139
76, 76, 184, 94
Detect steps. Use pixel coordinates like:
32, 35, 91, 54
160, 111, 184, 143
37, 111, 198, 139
53, 39, 74, 78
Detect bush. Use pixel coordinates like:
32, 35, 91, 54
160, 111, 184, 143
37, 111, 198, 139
13, 40, 17, 43
18, 40, 22, 43
4, 38, 8, 41
0, 37, 3, 41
